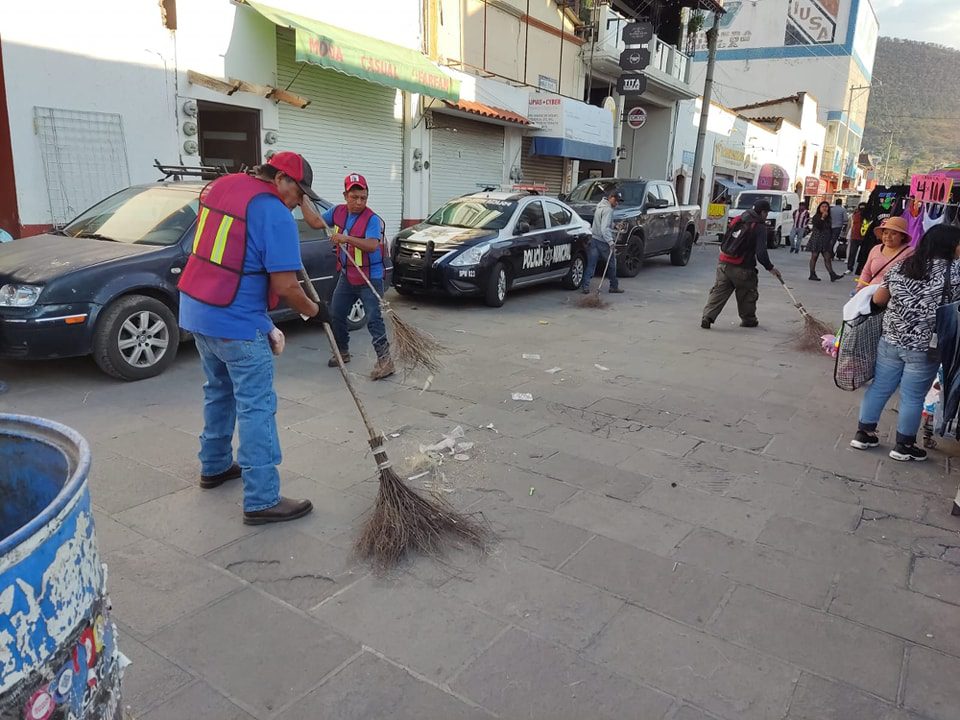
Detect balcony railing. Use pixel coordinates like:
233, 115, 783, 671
652, 36, 691, 86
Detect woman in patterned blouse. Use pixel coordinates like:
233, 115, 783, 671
851, 224, 960, 461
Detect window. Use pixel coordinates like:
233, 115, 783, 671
63, 186, 199, 246
734, 193, 783, 212
426, 198, 517, 230
645, 185, 659, 206
812, 152, 819, 174
568, 179, 616, 203
800, 142, 808, 166
658, 184, 677, 206
545, 201, 572, 227
517, 201, 546, 231
618, 181, 646, 206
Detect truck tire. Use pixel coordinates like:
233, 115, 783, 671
618, 232, 645, 278
670, 230, 695, 266
484, 262, 508, 307
93, 295, 179, 381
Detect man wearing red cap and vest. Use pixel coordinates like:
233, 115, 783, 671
178, 151, 329, 525
312, 172, 393, 380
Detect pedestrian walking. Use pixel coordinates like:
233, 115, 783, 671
701, 199, 782, 329
790, 201, 810, 253
847, 202, 866, 271
581, 189, 624, 295
850, 224, 960, 461
808, 201, 843, 282
178, 152, 328, 524
830, 197, 847, 250
855, 215, 913, 288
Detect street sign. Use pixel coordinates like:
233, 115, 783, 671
616, 74, 647, 96
619, 48, 651, 72
626, 106, 647, 130
622, 21, 654, 46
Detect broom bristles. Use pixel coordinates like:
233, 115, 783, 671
385, 306, 446, 376
794, 314, 835, 352
355, 466, 491, 570
576, 293, 608, 309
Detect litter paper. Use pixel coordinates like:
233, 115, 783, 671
545, 367, 563, 374
522, 353, 541, 360
511, 393, 534, 402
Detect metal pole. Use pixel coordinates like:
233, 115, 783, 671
841, 85, 853, 190
689, 13, 718, 207
523, 0, 531, 84
882, 128, 895, 186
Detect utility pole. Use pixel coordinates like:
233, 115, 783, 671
689, 13, 718, 207
840, 83, 873, 190
881, 128, 895, 186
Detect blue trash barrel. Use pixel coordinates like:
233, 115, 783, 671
0, 415, 123, 720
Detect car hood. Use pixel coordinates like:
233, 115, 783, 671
396, 224, 498, 252
0, 234, 159, 284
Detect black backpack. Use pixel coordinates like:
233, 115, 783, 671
720, 215, 757, 261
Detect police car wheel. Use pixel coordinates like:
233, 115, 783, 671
562, 253, 586, 289
484, 262, 508, 308
93, 295, 179, 381
346, 297, 368, 331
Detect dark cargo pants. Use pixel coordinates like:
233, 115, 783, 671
702, 263, 759, 324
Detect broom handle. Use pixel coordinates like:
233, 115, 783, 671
297, 267, 382, 443
332, 224, 389, 303
596, 233, 617, 293
776, 276, 810, 317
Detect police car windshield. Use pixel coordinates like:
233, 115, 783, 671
735, 193, 783, 212
426, 198, 516, 230
63, 186, 200, 246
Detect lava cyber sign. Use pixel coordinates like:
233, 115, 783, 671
522, 243, 571, 270
619, 48, 651, 71
616, 74, 647, 96
626, 106, 647, 129
622, 21, 654, 46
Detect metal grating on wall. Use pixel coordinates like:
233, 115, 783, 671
34, 107, 130, 226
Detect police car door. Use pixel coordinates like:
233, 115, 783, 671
513, 199, 551, 281
544, 200, 576, 274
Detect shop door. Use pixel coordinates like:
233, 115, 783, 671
429, 114, 504, 212
521, 137, 565, 194
276, 30, 403, 239
197, 101, 261, 172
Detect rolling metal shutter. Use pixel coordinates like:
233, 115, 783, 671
276, 30, 403, 238
428, 114, 504, 212
521, 137, 565, 194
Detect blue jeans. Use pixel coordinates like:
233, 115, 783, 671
330, 275, 389, 358
790, 227, 803, 252
582, 238, 619, 290
859, 337, 939, 444
194, 332, 281, 512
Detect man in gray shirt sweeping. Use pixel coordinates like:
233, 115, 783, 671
581, 188, 624, 294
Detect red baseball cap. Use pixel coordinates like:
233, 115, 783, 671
344, 172, 368, 192
266, 151, 319, 200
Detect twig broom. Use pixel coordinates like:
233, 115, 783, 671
297, 269, 489, 569
777, 276, 834, 351
576, 248, 613, 309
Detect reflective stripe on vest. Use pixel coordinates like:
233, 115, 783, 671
332, 205, 385, 285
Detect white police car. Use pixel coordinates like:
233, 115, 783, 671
390, 191, 591, 307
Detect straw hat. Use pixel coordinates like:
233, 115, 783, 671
876, 216, 910, 239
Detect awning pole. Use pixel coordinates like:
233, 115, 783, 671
689, 12, 719, 207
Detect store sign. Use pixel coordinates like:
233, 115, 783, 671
788, 0, 837, 44
705, 204, 728, 236
803, 176, 822, 195
617, 74, 647, 96
910, 173, 954, 204
713, 143, 754, 172
626, 107, 647, 130
622, 21, 654, 46
538, 75, 558, 93
527, 95, 614, 149
619, 48, 651, 72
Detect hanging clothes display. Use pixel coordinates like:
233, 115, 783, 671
923, 203, 947, 234
905, 199, 925, 247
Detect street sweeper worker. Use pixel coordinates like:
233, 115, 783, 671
301, 173, 393, 380
178, 151, 329, 525
701, 198, 782, 329
581, 188, 624, 295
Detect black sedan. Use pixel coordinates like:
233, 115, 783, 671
0, 181, 382, 381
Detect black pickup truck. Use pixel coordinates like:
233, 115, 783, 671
562, 177, 700, 276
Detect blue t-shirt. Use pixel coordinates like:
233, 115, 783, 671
323, 206, 385, 280
179, 194, 302, 340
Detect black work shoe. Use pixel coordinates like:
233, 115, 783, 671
849, 430, 879, 450
328, 352, 351, 367
200, 463, 241, 489
609, 287, 624, 294
809, 274, 821, 281
701, 318, 712, 329
740, 319, 759, 328
830, 273, 842, 282
581, 287, 590, 294
243, 497, 314, 525
889, 443, 927, 462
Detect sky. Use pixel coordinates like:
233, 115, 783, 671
872, 0, 960, 48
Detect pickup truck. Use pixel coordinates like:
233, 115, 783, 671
561, 177, 700, 276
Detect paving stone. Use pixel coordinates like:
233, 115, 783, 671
673, 528, 833, 607
552, 491, 694, 555
666, 416, 773, 452
441, 555, 624, 651
150, 588, 357, 716
830, 575, 960, 657
877, 456, 956, 496
712, 586, 904, 700
105, 537, 241, 640
119, 633, 194, 716
91, 509, 144, 552
903, 646, 960, 720
88, 449, 191, 514
453, 628, 674, 720
686, 443, 805, 485
586, 397, 645, 420
637, 482, 772, 542
206, 526, 361, 610
757, 515, 912, 586
519, 401, 615, 435
799, 468, 928, 521
284, 652, 490, 720
910, 556, 960, 604
100, 424, 199, 470
456, 462, 577, 512
786, 672, 926, 720
622, 426, 701, 458
313, 575, 505, 682
279, 438, 378, 489
725, 477, 863, 532
856, 510, 960, 558
587, 605, 798, 720
526, 425, 639, 465
481, 436, 557, 471
140, 681, 255, 720
617, 447, 742, 493
530, 450, 652, 497
560, 535, 731, 626
451, 403, 550, 438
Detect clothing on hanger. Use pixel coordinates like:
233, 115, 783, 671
906, 200, 925, 247
923, 203, 947, 234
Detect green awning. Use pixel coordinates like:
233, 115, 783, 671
247, 2, 460, 101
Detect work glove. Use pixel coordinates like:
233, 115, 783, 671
307, 300, 332, 326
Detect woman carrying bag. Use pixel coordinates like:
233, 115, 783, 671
850, 225, 960, 461
856, 215, 914, 288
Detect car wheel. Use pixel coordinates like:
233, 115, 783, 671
346, 297, 368, 331
618, 232, 644, 278
93, 295, 178, 381
776, 228, 783, 247
670, 230, 695, 267
562, 253, 586, 289
484, 262, 508, 307
393, 285, 416, 297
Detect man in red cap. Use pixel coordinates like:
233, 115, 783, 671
178, 151, 330, 524
303, 172, 392, 380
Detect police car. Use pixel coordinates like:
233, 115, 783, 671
391, 191, 591, 307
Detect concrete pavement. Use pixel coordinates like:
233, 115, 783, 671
4, 244, 960, 719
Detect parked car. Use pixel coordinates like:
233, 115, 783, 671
0, 177, 387, 381
391, 191, 590, 307
728, 190, 801, 249
562, 177, 700, 276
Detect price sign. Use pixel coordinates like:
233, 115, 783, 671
910, 173, 954, 204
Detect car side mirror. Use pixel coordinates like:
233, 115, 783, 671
785, 203, 793, 211
557, 192, 568, 201
517, 221, 531, 235
648, 198, 669, 209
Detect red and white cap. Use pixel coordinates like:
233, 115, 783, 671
344, 172, 368, 192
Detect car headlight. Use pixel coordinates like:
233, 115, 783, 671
449, 245, 490, 267
0, 284, 43, 307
